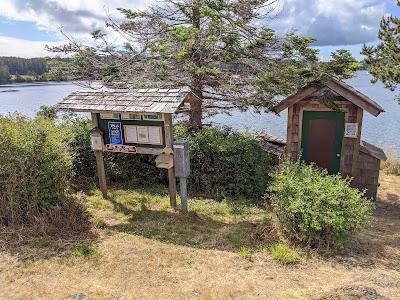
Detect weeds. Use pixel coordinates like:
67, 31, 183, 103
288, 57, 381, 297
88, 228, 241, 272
269, 243, 301, 264
381, 151, 400, 176
229, 233, 242, 247
92, 217, 107, 229
28, 238, 52, 248
238, 247, 252, 260
69, 244, 99, 258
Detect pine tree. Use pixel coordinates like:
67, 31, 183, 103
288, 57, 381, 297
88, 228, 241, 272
362, 0, 400, 102
50, 0, 361, 129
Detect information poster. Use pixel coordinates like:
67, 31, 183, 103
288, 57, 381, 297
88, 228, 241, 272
108, 121, 123, 145
124, 125, 163, 145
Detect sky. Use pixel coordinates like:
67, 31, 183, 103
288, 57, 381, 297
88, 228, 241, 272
0, 0, 398, 60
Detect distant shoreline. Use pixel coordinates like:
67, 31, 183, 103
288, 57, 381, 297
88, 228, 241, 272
0, 81, 75, 88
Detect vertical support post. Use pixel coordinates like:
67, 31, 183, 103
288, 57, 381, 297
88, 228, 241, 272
91, 113, 108, 199
179, 177, 188, 213
164, 114, 177, 209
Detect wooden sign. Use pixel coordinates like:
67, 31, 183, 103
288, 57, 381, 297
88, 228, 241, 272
106, 144, 137, 154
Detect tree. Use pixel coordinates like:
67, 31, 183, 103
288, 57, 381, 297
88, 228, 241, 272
362, 0, 400, 102
50, 0, 360, 129
0, 64, 11, 84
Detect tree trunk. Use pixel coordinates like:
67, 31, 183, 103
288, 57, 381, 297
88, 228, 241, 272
188, 1, 203, 131
189, 89, 203, 131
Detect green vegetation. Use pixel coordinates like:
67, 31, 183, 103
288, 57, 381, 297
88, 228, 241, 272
61, 114, 271, 199
28, 238, 52, 248
269, 243, 301, 264
50, 0, 361, 130
0, 56, 76, 84
0, 115, 88, 229
69, 244, 99, 258
268, 160, 375, 248
175, 125, 271, 199
362, 0, 400, 102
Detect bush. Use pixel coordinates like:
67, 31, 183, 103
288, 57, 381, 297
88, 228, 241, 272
0, 115, 75, 226
268, 160, 375, 248
175, 125, 271, 199
62, 115, 166, 185
64, 117, 271, 200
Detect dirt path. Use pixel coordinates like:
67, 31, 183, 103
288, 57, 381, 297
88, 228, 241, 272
0, 175, 399, 300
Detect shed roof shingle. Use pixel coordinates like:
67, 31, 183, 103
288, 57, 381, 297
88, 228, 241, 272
56, 86, 193, 114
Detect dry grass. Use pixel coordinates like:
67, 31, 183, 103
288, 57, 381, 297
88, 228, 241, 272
381, 150, 400, 176
1, 174, 400, 299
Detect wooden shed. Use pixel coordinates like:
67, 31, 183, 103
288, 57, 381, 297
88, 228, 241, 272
273, 79, 387, 199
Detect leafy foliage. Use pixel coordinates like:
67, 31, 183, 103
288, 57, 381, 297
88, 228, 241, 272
362, 0, 400, 102
61, 114, 270, 199
268, 160, 375, 248
175, 125, 271, 199
0, 115, 74, 226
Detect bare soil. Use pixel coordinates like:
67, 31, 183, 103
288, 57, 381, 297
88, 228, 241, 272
0, 174, 399, 300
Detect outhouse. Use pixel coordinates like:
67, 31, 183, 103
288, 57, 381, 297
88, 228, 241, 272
56, 86, 198, 208
273, 79, 387, 199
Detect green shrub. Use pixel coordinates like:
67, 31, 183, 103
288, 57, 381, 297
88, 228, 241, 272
175, 125, 271, 199
0, 115, 74, 226
62, 115, 166, 185
63, 117, 271, 200
268, 160, 375, 248
269, 242, 301, 264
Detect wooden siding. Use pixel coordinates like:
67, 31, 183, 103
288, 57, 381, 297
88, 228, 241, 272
352, 151, 381, 199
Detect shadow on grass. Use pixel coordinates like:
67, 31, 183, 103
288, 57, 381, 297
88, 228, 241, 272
0, 194, 99, 262
102, 190, 276, 252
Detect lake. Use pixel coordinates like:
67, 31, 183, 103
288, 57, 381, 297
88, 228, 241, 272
1, 72, 399, 157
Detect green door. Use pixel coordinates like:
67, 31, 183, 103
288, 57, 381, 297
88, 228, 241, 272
301, 111, 344, 174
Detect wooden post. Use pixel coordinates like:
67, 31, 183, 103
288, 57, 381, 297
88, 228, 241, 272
164, 114, 177, 209
91, 113, 108, 199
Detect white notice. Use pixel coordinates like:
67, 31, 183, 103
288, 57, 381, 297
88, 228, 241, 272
137, 126, 150, 143
148, 127, 162, 145
124, 125, 138, 143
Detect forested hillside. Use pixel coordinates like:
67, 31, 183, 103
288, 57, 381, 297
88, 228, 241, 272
0, 56, 73, 84
0, 57, 49, 76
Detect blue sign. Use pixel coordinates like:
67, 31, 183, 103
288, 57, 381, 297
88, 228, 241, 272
108, 121, 123, 145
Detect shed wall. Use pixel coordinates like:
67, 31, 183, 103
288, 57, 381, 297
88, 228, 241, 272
352, 152, 381, 199
286, 99, 361, 178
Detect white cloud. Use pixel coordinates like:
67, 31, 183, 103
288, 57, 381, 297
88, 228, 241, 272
0, 0, 389, 58
270, 0, 386, 46
0, 36, 61, 58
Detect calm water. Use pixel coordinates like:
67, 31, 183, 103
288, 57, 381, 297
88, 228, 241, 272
0, 72, 399, 157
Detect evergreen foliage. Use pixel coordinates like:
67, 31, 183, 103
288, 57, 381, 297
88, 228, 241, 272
362, 0, 400, 102
49, 0, 361, 129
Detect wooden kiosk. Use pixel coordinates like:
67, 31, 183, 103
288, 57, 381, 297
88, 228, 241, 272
273, 79, 387, 199
56, 87, 197, 208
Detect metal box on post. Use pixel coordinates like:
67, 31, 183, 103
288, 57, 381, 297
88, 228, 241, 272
173, 140, 190, 178
173, 140, 190, 213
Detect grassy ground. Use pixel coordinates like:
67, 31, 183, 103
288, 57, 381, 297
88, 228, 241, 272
1, 174, 400, 299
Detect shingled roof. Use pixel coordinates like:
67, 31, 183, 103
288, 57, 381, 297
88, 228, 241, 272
273, 79, 385, 117
56, 86, 195, 114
